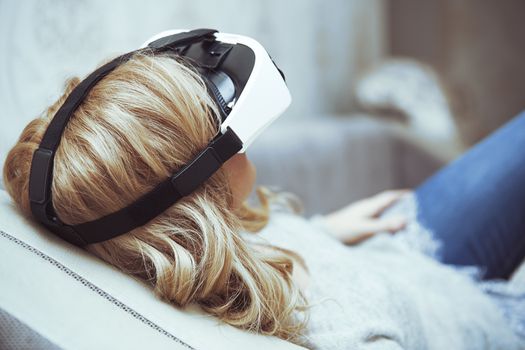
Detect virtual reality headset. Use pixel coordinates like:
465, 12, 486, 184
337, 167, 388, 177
28, 28, 291, 246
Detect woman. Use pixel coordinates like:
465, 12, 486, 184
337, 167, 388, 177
3, 49, 524, 349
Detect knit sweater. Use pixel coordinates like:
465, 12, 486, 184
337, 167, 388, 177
244, 204, 525, 349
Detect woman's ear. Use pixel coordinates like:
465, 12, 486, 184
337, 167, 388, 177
222, 153, 257, 208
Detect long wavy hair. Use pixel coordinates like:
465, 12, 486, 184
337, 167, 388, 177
2, 50, 308, 341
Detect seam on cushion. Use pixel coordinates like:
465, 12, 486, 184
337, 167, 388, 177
0, 229, 195, 350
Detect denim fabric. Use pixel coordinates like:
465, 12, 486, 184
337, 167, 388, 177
415, 110, 525, 280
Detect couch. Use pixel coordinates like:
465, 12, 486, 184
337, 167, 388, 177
0, 116, 446, 349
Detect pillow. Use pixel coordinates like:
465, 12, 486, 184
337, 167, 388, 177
0, 189, 304, 350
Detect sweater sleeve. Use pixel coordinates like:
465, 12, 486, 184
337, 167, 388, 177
301, 274, 418, 350
307, 214, 339, 238
358, 339, 405, 350
302, 322, 408, 350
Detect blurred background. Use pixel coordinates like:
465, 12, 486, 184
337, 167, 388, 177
3, 2, 525, 347
1, 0, 525, 199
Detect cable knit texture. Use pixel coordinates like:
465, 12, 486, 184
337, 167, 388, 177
242, 195, 525, 349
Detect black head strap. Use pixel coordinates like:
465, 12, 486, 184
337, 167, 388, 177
28, 28, 243, 246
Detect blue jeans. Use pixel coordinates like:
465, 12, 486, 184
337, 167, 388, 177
415, 110, 525, 280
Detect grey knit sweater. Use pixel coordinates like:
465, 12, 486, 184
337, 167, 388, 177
246, 205, 524, 349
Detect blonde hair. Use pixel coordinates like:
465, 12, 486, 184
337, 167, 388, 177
3, 50, 308, 341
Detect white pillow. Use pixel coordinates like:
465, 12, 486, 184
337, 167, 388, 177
0, 189, 304, 350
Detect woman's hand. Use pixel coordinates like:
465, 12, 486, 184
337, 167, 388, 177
321, 189, 411, 244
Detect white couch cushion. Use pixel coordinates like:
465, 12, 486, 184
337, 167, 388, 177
0, 189, 304, 350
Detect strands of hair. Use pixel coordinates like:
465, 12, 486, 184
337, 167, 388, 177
3, 51, 308, 343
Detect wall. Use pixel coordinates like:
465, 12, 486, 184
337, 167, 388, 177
0, 0, 386, 179
389, 0, 525, 144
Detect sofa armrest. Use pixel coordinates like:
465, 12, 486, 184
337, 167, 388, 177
0, 190, 305, 350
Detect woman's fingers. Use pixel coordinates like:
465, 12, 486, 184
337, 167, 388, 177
339, 231, 376, 245
335, 215, 408, 244
346, 189, 411, 217
322, 189, 411, 244
369, 190, 411, 217
348, 215, 407, 235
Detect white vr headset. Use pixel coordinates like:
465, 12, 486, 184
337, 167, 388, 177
28, 28, 291, 246
142, 29, 291, 151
